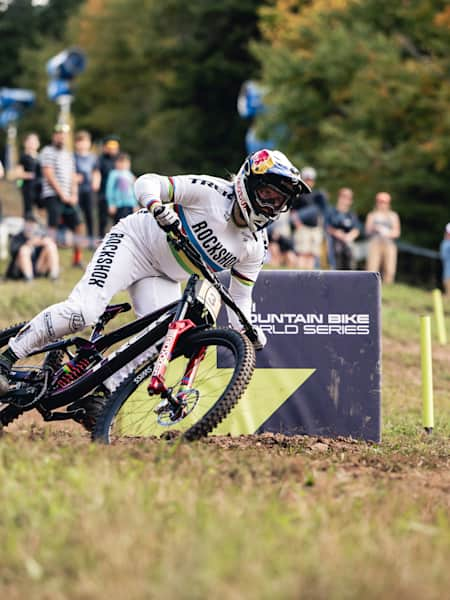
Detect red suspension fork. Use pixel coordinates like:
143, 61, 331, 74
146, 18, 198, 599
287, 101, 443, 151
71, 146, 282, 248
147, 319, 196, 395
176, 345, 207, 400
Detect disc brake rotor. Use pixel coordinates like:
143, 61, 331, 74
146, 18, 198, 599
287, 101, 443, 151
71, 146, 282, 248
155, 389, 200, 427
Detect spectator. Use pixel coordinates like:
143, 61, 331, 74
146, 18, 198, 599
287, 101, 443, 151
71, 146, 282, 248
440, 222, 450, 297
14, 132, 42, 219
267, 212, 297, 267
105, 153, 137, 224
326, 188, 361, 270
291, 166, 328, 269
74, 130, 97, 248
4, 216, 59, 282
365, 192, 401, 283
40, 123, 84, 268
92, 134, 120, 237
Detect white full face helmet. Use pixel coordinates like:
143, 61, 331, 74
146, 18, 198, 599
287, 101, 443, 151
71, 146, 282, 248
234, 149, 311, 234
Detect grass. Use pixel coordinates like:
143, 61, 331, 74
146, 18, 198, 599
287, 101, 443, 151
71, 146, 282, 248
0, 433, 448, 599
0, 248, 449, 598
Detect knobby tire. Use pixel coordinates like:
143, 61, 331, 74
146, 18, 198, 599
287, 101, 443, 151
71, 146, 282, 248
0, 322, 29, 427
92, 328, 256, 443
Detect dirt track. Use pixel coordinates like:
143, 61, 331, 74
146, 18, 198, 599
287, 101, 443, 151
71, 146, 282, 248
3, 417, 449, 506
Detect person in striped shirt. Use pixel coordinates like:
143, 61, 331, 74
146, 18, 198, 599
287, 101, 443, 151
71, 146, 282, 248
40, 124, 85, 267
0, 149, 310, 396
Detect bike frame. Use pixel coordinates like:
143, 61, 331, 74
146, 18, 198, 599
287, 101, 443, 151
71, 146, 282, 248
144, 231, 259, 403
7, 300, 178, 412
2, 229, 258, 419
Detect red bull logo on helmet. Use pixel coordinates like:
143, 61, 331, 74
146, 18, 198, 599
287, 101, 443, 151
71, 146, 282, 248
251, 149, 275, 175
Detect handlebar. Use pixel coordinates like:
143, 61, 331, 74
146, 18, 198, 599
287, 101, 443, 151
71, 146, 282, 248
166, 229, 259, 343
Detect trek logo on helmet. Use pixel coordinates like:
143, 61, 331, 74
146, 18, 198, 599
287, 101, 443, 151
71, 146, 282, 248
235, 176, 249, 211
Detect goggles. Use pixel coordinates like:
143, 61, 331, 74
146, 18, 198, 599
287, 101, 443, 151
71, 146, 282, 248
254, 183, 294, 217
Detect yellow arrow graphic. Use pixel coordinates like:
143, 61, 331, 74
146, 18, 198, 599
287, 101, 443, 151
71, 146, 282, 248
119, 349, 315, 437
214, 368, 315, 435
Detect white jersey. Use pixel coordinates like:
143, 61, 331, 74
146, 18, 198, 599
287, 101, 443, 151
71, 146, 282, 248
126, 174, 267, 286
9, 173, 266, 366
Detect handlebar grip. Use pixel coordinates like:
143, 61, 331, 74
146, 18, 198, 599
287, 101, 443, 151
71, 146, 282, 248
153, 205, 181, 234
165, 220, 181, 234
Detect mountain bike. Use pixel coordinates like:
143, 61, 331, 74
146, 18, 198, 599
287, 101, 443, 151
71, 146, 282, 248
0, 228, 258, 442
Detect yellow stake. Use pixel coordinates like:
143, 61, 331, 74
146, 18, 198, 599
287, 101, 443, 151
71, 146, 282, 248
420, 315, 434, 434
432, 289, 447, 345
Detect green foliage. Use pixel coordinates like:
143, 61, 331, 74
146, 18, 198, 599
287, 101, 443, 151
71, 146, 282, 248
39, 0, 262, 175
253, 0, 450, 248
0, 0, 39, 87
5, 0, 450, 249
8, 0, 262, 173
0, 0, 85, 151
14, 0, 261, 176
16, 41, 65, 147
0, 0, 84, 87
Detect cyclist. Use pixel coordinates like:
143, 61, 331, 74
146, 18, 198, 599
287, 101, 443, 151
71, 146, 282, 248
0, 149, 310, 396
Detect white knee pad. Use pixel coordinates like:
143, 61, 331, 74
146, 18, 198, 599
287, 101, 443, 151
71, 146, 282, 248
10, 298, 105, 359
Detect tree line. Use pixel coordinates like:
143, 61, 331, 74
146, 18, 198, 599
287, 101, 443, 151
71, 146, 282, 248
2, 0, 449, 248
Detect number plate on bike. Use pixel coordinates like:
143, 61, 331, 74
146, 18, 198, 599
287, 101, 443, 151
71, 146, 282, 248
194, 280, 222, 322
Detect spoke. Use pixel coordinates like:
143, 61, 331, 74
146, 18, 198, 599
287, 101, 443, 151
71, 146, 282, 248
109, 343, 236, 440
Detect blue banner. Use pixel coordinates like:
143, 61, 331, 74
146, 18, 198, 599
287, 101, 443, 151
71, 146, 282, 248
0, 88, 35, 110
47, 79, 72, 102
237, 80, 266, 119
0, 108, 20, 128
46, 49, 86, 80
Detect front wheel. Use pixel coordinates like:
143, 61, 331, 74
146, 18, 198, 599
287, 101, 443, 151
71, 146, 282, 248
92, 328, 256, 443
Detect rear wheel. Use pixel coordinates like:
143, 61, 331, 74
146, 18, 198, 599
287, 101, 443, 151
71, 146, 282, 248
0, 341, 66, 430
0, 404, 26, 428
0, 321, 28, 348
0, 322, 39, 428
92, 328, 255, 443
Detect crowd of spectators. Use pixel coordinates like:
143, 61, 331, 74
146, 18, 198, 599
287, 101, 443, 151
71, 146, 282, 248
1, 146, 449, 292
2, 125, 138, 282
267, 165, 405, 283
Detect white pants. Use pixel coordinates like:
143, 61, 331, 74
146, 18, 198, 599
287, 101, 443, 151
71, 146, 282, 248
10, 228, 181, 389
